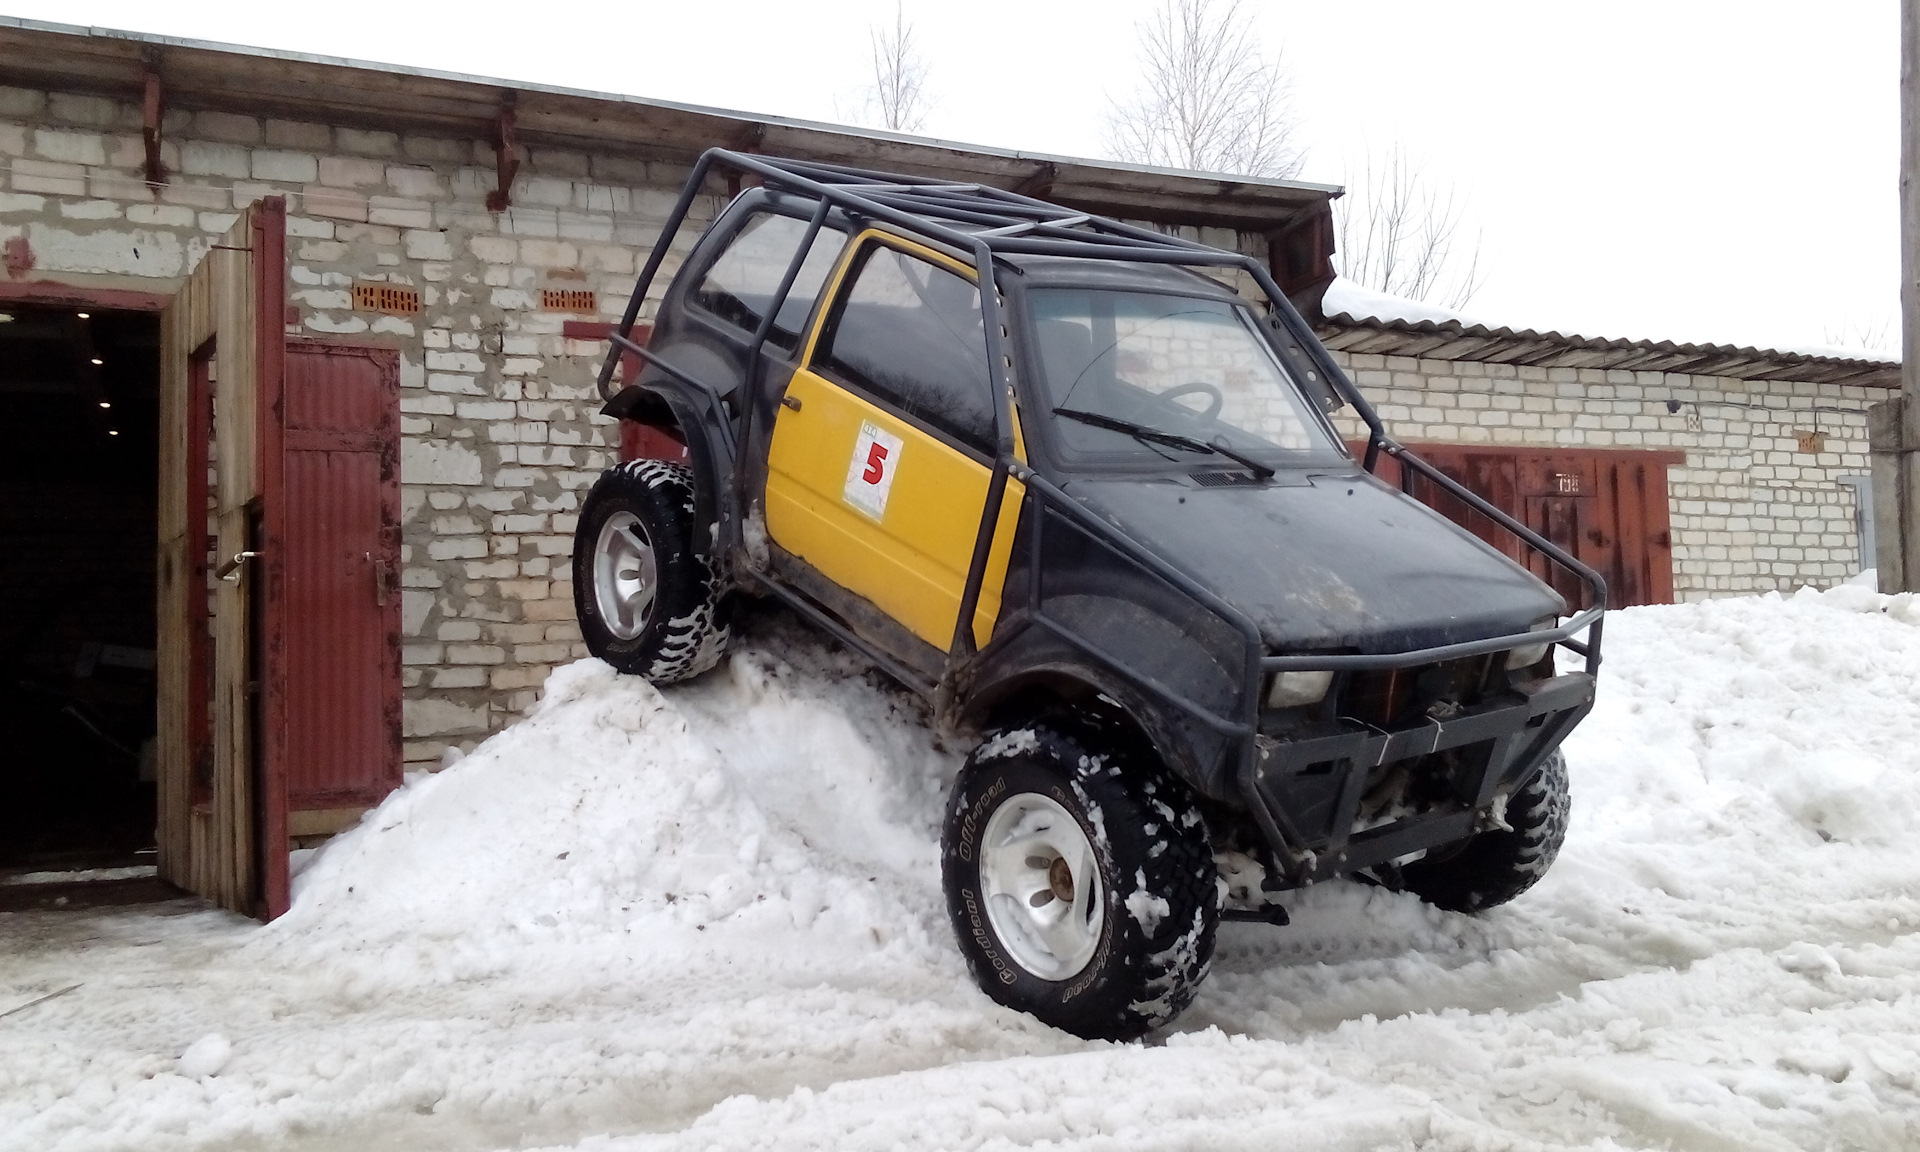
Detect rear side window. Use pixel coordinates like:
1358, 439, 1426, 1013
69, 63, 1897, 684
818, 244, 997, 453
689, 212, 848, 350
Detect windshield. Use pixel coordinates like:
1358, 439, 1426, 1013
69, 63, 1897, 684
1027, 288, 1343, 467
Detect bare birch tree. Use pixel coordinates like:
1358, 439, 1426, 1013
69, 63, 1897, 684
1336, 146, 1484, 310
862, 3, 932, 133
1107, 0, 1304, 178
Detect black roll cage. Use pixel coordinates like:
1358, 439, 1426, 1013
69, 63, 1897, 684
598, 149, 1606, 840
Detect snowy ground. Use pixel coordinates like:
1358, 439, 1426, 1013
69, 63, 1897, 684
5, 584, 1920, 1151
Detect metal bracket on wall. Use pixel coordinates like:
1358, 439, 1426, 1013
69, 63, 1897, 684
1010, 162, 1057, 200
722, 123, 766, 199
486, 93, 518, 212
142, 53, 168, 188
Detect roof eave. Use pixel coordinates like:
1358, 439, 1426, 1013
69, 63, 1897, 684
1317, 314, 1902, 389
0, 16, 1339, 233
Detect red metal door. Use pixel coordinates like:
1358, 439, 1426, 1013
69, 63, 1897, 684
281, 341, 402, 824
1351, 442, 1679, 608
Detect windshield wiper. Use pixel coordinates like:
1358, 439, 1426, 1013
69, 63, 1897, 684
1052, 407, 1275, 480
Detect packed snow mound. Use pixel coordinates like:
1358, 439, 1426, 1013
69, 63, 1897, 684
260, 629, 968, 986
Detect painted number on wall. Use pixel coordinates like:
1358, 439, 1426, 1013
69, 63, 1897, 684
844, 421, 904, 520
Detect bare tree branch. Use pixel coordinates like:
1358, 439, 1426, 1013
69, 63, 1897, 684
1336, 146, 1484, 310
1106, 0, 1304, 179
1822, 316, 1897, 352
863, 3, 931, 134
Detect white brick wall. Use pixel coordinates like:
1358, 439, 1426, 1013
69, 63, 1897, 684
0, 84, 718, 765
1326, 352, 1876, 599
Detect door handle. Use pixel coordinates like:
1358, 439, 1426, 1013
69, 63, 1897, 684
216, 551, 260, 582
371, 553, 390, 607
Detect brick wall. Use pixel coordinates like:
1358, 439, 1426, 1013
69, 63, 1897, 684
0, 84, 728, 765
1326, 351, 1876, 599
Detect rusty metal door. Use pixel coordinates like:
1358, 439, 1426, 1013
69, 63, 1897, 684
281, 341, 402, 830
1355, 443, 1680, 608
156, 199, 289, 918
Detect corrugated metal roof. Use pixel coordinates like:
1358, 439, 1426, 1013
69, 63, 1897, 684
0, 17, 1339, 235
1316, 301, 1900, 390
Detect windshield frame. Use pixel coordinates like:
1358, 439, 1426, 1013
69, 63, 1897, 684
1010, 279, 1353, 477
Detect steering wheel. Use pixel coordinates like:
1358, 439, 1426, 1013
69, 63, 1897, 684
1141, 381, 1224, 422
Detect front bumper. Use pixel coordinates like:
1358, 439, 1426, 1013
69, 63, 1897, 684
1240, 671, 1595, 885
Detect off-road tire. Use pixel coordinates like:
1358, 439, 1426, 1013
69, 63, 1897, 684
573, 460, 731, 683
1397, 750, 1570, 913
941, 717, 1222, 1040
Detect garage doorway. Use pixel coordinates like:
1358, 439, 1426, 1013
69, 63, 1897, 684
3, 200, 404, 918
0, 302, 163, 874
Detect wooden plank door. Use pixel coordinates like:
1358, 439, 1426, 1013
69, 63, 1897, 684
281, 341, 402, 833
156, 199, 290, 918
1350, 442, 1679, 609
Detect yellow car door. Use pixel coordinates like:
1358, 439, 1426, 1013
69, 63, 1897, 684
763, 233, 1024, 652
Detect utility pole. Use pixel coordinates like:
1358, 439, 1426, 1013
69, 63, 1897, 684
1871, 0, 1920, 591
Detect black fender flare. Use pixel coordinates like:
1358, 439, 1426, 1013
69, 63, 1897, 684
954, 660, 1226, 804
601, 382, 737, 562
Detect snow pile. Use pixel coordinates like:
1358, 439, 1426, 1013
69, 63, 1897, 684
6, 590, 1920, 1151
268, 645, 948, 984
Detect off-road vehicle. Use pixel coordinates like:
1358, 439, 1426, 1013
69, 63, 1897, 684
574, 151, 1604, 1040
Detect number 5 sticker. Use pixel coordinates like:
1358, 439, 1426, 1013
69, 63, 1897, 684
844, 421, 903, 520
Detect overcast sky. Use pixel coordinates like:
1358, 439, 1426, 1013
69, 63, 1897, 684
6, 1, 1898, 355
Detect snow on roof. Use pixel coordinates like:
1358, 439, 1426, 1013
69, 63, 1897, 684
1318, 277, 1899, 387
1321, 278, 1490, 330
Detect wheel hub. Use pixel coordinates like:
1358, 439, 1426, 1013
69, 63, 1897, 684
1048, 857, 1075, 903
979, 793, 1103, 980
592, 510, 658, 641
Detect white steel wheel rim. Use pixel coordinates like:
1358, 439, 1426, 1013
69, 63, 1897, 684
979, 792, 1104, 981
593, 510, 658, 641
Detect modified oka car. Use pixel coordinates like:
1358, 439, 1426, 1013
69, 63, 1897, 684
573, 151, 1604, 1040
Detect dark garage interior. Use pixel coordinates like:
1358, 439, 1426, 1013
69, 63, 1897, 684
0, 303, 161, 872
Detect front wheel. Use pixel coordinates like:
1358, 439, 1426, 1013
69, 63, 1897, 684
941, 718, 1221, 1040
572, 460, 731, 683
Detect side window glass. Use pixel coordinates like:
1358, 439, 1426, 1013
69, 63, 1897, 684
688, 212, 847, 350
819, 245, 996, 453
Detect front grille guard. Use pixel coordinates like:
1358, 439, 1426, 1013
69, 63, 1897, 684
597, 149, 1607, 877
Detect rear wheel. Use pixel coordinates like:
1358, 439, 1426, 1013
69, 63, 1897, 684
573, 460, 731, 682
1396, 750, 1570, 912
941, 718, 1221, 1040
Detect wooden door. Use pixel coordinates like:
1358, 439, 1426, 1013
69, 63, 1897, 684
156, 199, 290, 918
1354, 443, 1680, 609
281, 341, 402, 832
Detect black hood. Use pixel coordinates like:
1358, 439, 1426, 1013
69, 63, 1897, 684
1059, 469, 1567, 654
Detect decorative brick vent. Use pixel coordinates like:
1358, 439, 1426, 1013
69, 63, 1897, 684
352, 282, 421, 316
540, 288, 597, 313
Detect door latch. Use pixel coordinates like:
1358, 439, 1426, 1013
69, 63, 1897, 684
780, 394, 802, 411
216, 551, 261, 582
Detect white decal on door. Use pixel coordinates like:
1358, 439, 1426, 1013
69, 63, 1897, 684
844, 421, 903, 520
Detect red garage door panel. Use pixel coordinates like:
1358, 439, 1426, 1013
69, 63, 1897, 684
1353, 443, 1680, 609
282, 342, 401, 811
